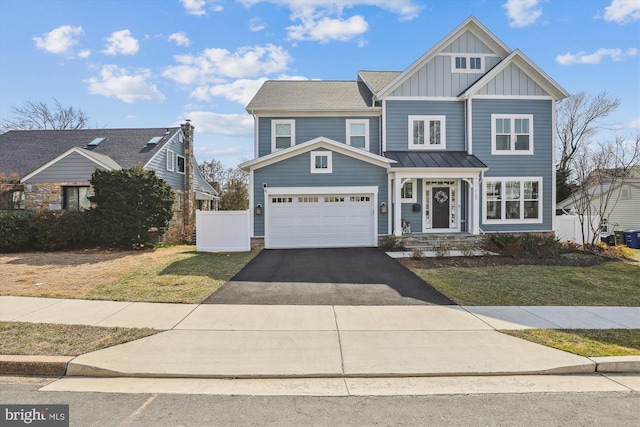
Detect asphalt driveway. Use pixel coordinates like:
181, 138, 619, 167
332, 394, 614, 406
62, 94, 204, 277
203, 248, 454, 305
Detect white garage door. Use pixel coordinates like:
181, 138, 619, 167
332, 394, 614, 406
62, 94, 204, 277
266, 193, 376, 248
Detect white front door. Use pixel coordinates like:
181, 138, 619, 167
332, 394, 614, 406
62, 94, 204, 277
422, 180, 460, 232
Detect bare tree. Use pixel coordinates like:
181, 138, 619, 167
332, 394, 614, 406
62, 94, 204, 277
198, 159, 249, 210
1, 99, 90, 132
569, 134, 640, 245
556, 92, 620, 202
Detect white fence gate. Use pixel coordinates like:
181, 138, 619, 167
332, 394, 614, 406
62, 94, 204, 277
196, 210, 250, 252
555, 215, 599, 244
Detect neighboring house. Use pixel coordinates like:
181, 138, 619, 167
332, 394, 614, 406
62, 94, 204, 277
241, 16, 568, 249
557, 176, 640, 234
0, 121, 218, 243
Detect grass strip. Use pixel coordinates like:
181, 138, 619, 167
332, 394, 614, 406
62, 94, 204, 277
0, 322, 159, 356
413, 262, 640, 306
88, 250, 258, 303
501, 329, 640, 357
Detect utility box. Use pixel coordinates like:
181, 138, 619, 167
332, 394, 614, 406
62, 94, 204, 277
625, 230, 640, 249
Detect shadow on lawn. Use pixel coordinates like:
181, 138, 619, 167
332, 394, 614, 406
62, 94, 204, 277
158, 251, 257, 282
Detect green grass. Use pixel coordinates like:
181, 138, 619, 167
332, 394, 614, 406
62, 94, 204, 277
413, 261, 640, 306
87, 250, 258, 303
0, 322, 159, 356
502, 329, 640, 357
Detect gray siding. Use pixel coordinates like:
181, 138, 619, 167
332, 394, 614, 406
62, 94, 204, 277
385, 101, 465, 151
477, 63, 549, 96
258, 116, 381, 157
253, 150, 388, 236
146, 136, 185, 190
472, 98, 554, 232
24, 151, 105, 183
442, 30, 494, 54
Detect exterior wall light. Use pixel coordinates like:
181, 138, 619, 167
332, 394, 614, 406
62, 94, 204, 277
255, 204, 263, 215
380, 202, 387, 214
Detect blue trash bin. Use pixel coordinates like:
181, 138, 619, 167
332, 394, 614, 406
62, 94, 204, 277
626, 230, 640, 249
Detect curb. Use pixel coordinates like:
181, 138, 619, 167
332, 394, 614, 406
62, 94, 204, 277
0, 355, 73, 377
2, 355, 638, 378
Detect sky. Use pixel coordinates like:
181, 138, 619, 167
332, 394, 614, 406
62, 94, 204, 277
1, 0, 639, 168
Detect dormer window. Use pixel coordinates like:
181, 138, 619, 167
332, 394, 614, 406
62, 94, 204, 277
452, 55, 483, 73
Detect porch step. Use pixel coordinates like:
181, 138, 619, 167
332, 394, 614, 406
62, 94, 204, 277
399, 234, 487, 252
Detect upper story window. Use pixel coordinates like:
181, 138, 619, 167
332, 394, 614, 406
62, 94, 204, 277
310, 151, 332, 174
272, 120, 295, 152
64, 186, 91, 211
484, 178, 542, 223
177, 155, 185, 174
408, 115, 446, 150
452, 55, 484, 73
346, 119, 369, 150
491, 114, 534, 155
167, 149, 175, 171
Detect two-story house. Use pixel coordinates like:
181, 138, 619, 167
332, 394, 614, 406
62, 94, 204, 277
0, 121, 217, 243
241, 16, 568, 249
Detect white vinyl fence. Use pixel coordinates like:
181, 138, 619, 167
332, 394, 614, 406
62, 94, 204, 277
196, 210, 250, 252
555, 215, 599, 244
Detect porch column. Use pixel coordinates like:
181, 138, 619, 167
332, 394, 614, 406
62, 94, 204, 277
472, 175, 481, 235
393, 176, 402, 236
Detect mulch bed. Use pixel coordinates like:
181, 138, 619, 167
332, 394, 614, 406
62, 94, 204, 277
398, 252, 612, 269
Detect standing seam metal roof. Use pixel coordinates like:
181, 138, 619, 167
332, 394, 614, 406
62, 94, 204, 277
385, 151, 487, 169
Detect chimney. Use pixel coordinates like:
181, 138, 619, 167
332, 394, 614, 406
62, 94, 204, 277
180, 120, 196, 243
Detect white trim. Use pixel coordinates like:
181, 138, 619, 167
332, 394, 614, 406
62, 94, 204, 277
254, 115, 259, 158
385, 96, 459, 101
176, 154, 186, 174
482, 177, 543, 224
20, 147, 118, 182
471, 95, 554, 100
408, 115, 446, 150
167, 149, 175, 172
438, 52, 500, 58
310, 151, 333, 174
271, 119, 295, 152
391, 168, 487, 179
400, 178, 417, 203
382, 99, 387, 153
346, 119, 370, 151
422, 180, 461, 232
248, 170, 255, 237
451, 55, 485, 74
491, 114, 534, 155
551, 101, 558, 233
251, 109, 381, 117
240, 137, 395, 171
467, 98, 473, 155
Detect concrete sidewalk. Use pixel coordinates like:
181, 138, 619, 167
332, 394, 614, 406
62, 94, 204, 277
1, 296, 639, 379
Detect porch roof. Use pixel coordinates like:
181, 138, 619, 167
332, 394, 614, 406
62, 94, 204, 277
385, 151, 487, 169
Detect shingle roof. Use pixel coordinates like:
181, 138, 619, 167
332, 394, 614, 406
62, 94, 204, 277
0, 128, 180, 178
358, 71, 402, 94
246, 80, 375, 112
385, 151, 488, 169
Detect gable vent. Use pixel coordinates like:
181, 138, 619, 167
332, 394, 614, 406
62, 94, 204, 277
87, 137, 106, 146
147, 136, 163, 145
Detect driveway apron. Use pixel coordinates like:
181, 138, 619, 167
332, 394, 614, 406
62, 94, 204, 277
203, 248, 454, 305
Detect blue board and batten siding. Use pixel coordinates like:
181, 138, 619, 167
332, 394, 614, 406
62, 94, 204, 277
385, 101, 465, 151
257, 116, 380, 157
472, 98, 554, 232
23, 151, 106, 183
252, 150, 388, 237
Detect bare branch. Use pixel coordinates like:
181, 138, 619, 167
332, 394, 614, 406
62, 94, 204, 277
1, 99, 91, 132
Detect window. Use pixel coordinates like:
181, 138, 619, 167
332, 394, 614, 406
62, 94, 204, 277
346, 119, 369, 150
271, 120, 295, 151
311, 151, 332, 173
408, 116, 446, 149
167, 149, 175, 171
484, 178, 542, 223
63, 186, 91, 211
452, 55, 483, 73
491, 114, 533, 154
0, 190, 25, 210
177, 155, 185, 174
272, 197, 292, 203
401, 179, 417, 202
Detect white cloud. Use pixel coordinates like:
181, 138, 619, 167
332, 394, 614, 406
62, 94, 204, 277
33, 25, 83, 55
502, 0, 543, 28
163, 44, 291, 85
249, 17, 266, 32
85, 65, 166, 103
239, 1, 421, 21
191, 74, 307, 105
77, 49, 91, 58
604, 0, 640, 24
628, 117, 640, 128
556, 48, 638, 65
102, 30, 139, 56
180, 0, 223, 15
182, 111, 254, 137
287, 15, 369, 43
168, 32, 190, 47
